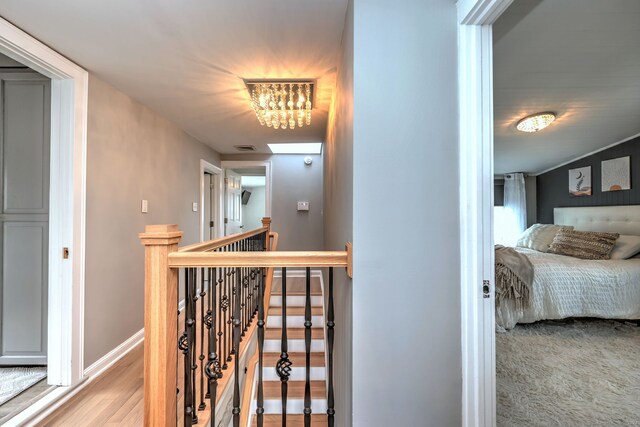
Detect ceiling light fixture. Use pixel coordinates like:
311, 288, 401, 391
245, 80, 314, 130
516, 112, 556, 133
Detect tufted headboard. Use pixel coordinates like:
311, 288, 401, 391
554, 206, 640, 236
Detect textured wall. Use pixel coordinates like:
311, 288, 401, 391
323, 0, 353, 424
221, 154, 324, 251
352, 0, 461, 425
537, 136, 640, 224
85, 75, 221, 366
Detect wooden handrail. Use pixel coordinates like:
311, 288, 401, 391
178, 226, 268, 253
168, 251, 349, 268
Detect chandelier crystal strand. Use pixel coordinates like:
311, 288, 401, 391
247, 81, 312, 129
305, 84, 311, 126
297, 84, 304, 128
288, 84, 295, 129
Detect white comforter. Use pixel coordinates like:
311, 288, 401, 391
496, 247, 640, 329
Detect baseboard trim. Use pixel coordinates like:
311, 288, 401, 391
83, 328, 144, 378
5, 328, 144, 427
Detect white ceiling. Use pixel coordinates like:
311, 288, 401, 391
493, 0, 640, 174
0, 1, 348, 154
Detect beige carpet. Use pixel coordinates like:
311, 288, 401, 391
497, 319, 640, 427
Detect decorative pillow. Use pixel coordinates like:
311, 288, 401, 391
609, 235, 640, 259
548, 229, 619, 260
515, 224, 574, 253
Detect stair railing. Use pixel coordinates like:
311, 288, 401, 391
140, 218, 352, 427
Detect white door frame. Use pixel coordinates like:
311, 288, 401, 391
0, 18, 88, 386
458, 0, 513, 426
199, 159, 223, 241
221, 160, 272, 218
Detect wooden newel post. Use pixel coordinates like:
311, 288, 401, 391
139, 224, 183, 426
261, 217, 271, 250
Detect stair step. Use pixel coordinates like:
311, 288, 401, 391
272, 290, 323, 296
269, 306, 323, 316
265, 328, 324, 340
263, 381, 326, 399
251, 414, 328, 427
267, 314, 324, 329
270, 295, 323, 308
263, 352, 325, 367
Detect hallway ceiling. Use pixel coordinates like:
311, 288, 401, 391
494, 0, 640, 174
0, 0, 348, 154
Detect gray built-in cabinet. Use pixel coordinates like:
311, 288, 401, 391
0, 71, 50, 365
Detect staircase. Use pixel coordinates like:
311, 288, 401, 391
249, 272, 329, 426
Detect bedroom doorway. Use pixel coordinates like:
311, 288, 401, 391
460, 0, 640, 425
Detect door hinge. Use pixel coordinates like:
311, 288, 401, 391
63, 247, 70, 259
482, 280, 491, 298
210, 183, 215, 189
224, 218, 228, 224
224, 178, 229, 185
209, 221, 214, 227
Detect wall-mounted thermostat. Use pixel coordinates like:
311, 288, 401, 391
297, 201, 310, 211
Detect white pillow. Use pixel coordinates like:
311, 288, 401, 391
609, 235, 640, 259
515, 224, 574, 253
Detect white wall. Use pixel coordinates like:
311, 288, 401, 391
221, 154, 323, 251
352, 0, 461, 425
241, 185, 265, 230
85, 75, 221, 366
323, 0, 353, 425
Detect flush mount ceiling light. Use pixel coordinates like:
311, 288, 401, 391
245, 80, 314, 130
516, 112, 556, 133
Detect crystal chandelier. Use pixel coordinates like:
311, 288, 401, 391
516, 112, 556, 133
246, 81, 314, 130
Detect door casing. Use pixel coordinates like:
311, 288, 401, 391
0, 17, 88, 386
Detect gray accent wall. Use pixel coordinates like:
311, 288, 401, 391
323, 0, 353, 425
352, 0, 461, 425
221, 154, 324, 251
85, 75, 221, 366
537, 136, 640, 224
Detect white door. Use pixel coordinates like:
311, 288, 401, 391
225, 169, 243, 235
0, 72, 50, 366
203, 172, 215, 240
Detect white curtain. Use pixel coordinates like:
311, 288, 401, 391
503, 173, 527, 242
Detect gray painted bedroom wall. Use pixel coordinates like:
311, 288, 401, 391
537, 136, 640, 224
352, 0, 461, 425
323, 0, 353, 424
221, 154, 324, 251
85, 75, 221, 366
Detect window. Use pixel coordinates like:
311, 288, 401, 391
494, 206, 520, 246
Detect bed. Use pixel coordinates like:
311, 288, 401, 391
496, 206, 640, 330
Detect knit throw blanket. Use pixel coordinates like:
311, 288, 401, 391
495, 245, 533, 311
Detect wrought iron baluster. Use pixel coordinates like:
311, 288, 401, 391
277, 267, 291, 426
190, 268, 199, 424
327, 267, 335, 426
199, 267, 206, 411
304, 267, 312, 426
205, 267, 220, 426
182, 269, 194, 427
232, 267, 242, 427
256, 266, 265, 427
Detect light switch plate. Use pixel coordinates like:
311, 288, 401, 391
297, 201, 310, 211
141, 199, 148, 213
192, 202, 198, 212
